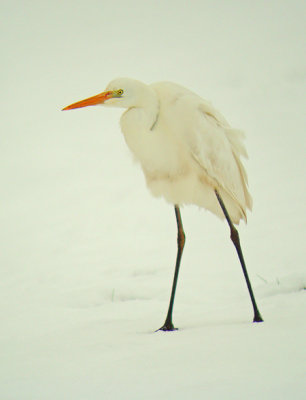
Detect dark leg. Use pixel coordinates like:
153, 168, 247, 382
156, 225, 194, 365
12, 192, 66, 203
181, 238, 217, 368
215, 190, 263, 322
158, 205, 186, 331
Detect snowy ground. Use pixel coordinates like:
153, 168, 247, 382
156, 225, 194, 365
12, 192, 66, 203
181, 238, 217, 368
1, 1, 305, 399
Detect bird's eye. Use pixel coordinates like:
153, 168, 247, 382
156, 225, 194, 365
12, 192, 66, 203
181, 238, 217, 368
117, 89, 124, 96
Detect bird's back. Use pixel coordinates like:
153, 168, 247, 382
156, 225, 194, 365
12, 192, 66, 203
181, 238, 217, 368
147, 82, 252, 224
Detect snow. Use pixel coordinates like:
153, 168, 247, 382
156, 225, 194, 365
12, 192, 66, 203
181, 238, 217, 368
1, 0, 305, 398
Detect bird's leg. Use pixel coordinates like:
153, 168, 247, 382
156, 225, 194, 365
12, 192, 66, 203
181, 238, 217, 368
215, 190, 263, 323
157, 205, 185, 332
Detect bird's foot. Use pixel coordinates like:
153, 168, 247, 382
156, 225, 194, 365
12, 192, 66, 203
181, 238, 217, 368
253, 310, 264, 323
156, 321, 178, 332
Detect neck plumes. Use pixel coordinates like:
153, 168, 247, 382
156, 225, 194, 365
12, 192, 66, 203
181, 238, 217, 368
120, 85, 159, 134
119, 86, 161, 168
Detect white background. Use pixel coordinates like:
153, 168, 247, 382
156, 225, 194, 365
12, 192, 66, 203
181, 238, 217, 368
1, 1, 305, 398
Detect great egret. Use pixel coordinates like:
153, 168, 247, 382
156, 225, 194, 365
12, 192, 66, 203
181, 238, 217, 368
63, 77, 263, 331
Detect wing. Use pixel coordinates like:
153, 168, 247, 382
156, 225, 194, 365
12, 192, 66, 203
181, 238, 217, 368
153, 83, 252, 220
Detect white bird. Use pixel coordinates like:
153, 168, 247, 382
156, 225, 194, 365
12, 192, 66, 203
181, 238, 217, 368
63, 77, 263, 330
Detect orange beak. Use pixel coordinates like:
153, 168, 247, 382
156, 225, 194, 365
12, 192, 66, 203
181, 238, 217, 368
62, 90, 114, 111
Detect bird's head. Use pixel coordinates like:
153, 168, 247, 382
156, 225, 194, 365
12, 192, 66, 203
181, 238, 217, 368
62, 78, 149, 111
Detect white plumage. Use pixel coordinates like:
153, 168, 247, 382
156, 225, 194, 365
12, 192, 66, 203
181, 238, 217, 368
63, 77, 263, 330
97, 78, 251, 224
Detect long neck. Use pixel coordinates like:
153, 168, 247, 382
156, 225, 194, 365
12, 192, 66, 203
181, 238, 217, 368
119, 88, 161, 167
120, 86, 159, 133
